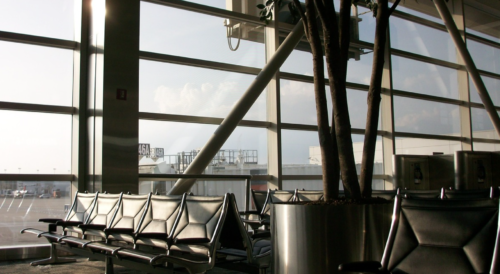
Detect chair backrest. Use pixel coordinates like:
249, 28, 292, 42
170, 194, 229, 259
251, 190, 268, 213
371, 189, 398, 201
219, 193, 271, 265
443, 187, 495, 199
106, 193, 151, 242
86, 192, 122, 226
65, 191, 98, 222
261, 190, 295, 216
294, 190, 324, 202
381, 195, 499, 273
134, 194, 185, 248
400, 189, 442, 199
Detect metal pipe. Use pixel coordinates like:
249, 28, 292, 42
168, 20, 305, 195
433, 0, 500, 137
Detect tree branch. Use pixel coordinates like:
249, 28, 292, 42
388, 0, 401, 16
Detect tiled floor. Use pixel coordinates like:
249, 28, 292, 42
0, 256, 251, 274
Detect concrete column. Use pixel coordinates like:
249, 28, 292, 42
265, 19, 282, 190
88, 0, 140, 194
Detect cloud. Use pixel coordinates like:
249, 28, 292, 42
153, 81, 264, 119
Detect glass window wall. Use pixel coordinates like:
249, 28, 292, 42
4, 181, 71, 246
0, 41, 74, 106
140, 2, 265, 68
139, 120, 267, 175
0, 0, 77, 40
140, 60, 266, 121
392, 56, 459, 99
390, 17, 457, 63
393, 97, 461, 136
0, 111, 72, 174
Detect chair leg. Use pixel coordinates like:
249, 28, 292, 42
30, 243, 76, 266
104, 257, 114, 274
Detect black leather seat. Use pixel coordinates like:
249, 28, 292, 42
339, 195, 499, 273
217, 193, 271, 274
294, 189, 324, 202
443, 187, 497, 199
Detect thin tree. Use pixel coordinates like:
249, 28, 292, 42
259, 0, 402, 200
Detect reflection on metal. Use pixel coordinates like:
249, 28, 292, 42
168, 20, 305, 195
393, 154, 454, 190
271, 203, 393, 273
455, 151, 500, 189
434, 0, 500, 137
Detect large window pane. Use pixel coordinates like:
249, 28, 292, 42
280, 47, 374, 86
0, 41, 73, 106
139, 121, 267, 174
282, 130, 320, 167
394, 97, 460, 136
0, 111, 71, 174
467, 39, 500, 74
140, 60, 265, 121
280, 80, 329, 125
391, 3, 442, 24
471, 108, 500, 140
140, 2, 265, 68
0, 0, 76, 40
469, 75, 500, 106
4, 181, 71, 246
390, 17, 456, 63
392, 56, 459, 99
282, 130, 383, 174
395, 137, 462, 155
280, 49, 313, 76
473, 142, 500, 151
283, 180, 323, 191
280, 80, 373, 129
358, 6, 376, 44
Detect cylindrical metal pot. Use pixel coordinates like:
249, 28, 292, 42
271, 202, 393, 274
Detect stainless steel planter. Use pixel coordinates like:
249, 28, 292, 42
271, 202, 393, 273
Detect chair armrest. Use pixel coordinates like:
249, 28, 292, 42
338, 261, 382, 273
239, 210, 260, 215
104, 228, 135, 237
39, 218, 63, 223
56, 221, 83, 227
78, 224, 106, 231
174, 238, 210, 244
251, 231, 271, 239
136, 232, 168, 240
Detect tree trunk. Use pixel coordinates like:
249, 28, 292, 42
360, 0, 394, 199
316, 0, 361, 199
303, 0, 340, 200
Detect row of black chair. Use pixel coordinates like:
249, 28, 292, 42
21, 191, 271, 274
339, 194, 500, 273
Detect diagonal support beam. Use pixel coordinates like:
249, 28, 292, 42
434, 0, 500, 138
168, 20, 305, 195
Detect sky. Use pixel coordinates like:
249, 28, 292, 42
0, 0, 498, 174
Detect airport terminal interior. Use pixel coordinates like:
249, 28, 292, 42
0, 0, 500, 272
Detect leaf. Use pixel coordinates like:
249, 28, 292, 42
257, 4, 265, 9
266, 0, 273, 6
